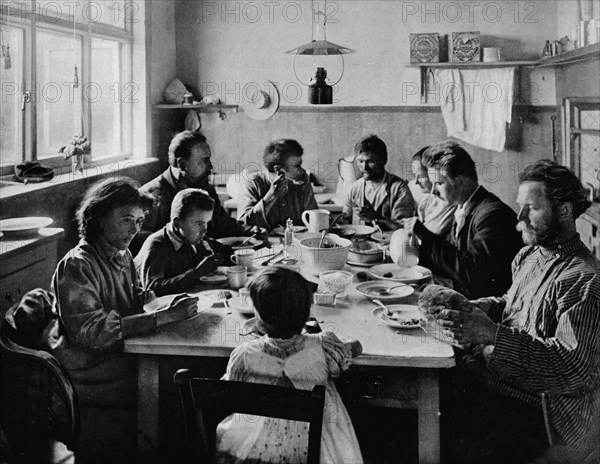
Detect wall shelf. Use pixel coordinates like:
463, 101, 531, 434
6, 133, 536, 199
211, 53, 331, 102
409, 60, 538, 69
154, 103, 239, 113
409, 61, 537, 103
535, 42, 600, 67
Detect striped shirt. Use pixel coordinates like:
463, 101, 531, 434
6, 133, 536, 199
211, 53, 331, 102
481, 236, 600, 453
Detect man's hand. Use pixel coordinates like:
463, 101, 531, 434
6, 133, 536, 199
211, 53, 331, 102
263, 170, 288, 204
400, 217, 418, 236
195, 253, 222, 276
355, 200, 379, 222
157, 295, 198, 326
250, 225, 269, 243
437, 307, 498, 346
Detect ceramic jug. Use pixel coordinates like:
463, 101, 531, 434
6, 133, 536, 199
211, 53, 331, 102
301, 209, 330, 233
334, 154, 360, 204
389, 228, 419, 268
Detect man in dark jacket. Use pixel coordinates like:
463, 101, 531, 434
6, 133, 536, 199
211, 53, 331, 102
137, 131, 251, 253
404, 141, 522, 299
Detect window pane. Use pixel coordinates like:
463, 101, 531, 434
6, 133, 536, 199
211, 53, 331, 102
0, 26, 24, 167
35, 30, 82, 159
91, 37, 121, 157
94, 1, 127, 28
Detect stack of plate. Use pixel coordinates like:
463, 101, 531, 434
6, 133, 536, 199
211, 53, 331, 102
0, 217, 53, 237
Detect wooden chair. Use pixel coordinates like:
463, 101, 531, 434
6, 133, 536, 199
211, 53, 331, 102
0, 320, 78, 463
173, 369, 326, 464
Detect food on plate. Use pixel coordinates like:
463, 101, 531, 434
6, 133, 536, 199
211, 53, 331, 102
383, 272, 393, 278
349, 240, 380, 253
418, 284, 473, 322
382, 313, 422, 326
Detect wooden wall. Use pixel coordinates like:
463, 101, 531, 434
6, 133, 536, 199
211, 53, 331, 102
157, 105, 557, 210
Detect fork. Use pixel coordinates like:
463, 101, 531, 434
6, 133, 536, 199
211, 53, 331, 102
217, 290, 233, 313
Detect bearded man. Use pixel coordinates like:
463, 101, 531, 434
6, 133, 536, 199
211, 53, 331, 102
439, 160, 599, 463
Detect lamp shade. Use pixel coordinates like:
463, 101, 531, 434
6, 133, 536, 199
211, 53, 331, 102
286, 40, 356, 56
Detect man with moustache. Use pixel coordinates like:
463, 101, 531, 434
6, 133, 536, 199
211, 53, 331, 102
138, 131, 251, 247
439, 160, 600, 463
404, 141, 522, 299
343, 135, 415, 230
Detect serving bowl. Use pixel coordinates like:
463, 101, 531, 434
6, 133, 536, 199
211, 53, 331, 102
298, 234, 352, 275
335, 224, 376, 240
347, 240, 383, 264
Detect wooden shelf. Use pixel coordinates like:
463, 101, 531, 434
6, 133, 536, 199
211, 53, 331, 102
409, 60, 536, 103
409, 60, 537, 68
535, 42, 600, 67
154, 103, 239, 113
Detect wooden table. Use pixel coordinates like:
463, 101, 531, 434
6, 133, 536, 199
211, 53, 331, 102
124, 266, 454, 464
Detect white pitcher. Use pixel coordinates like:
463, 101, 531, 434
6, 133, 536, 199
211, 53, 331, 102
389, 228, 419, 268
301, 209, 330, 233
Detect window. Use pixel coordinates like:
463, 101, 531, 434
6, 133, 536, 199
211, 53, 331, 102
0, 0, 138, 173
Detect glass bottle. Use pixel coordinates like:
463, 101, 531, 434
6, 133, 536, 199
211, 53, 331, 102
283, 218, 294, 260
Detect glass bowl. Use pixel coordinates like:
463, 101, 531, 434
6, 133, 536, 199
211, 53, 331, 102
319, 270, 353, 297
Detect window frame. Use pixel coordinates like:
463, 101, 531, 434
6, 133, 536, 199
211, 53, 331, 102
0, 0, 135, 176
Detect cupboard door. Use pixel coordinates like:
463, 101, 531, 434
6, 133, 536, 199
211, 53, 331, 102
0, 242, 58, 315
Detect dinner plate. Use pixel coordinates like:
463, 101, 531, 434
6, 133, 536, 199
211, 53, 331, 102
335, 224, 376, 237
0, 216, 53, 236
372, 305, 423, 329
195, 289, 239, 306
356, 281, 414, 301
368, 264, 432, 284
145, 293, 213, 314
346, 259, 385, 268
227, 296, 255, 316
370, 231, 392, 244
216, 236, 262, 249
199, 272, 228, 284
271, 225, 307, 236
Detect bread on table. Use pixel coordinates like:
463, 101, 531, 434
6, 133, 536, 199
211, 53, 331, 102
418, 284, 473, 322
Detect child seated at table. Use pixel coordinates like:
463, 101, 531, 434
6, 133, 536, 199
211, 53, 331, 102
216, 267, 364, 464
135, 188, 229, 296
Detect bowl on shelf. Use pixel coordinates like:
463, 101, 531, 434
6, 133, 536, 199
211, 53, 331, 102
297, 234, 352, 275
319, 270, 353, 297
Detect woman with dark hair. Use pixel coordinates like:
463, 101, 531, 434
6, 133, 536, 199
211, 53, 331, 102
52, 177, 198, 463
237, 139, 318, 230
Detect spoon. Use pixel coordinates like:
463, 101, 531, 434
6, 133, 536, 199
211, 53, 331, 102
374, 284, 407, 296
318, 213, 344, 248
373, 299, 393, 317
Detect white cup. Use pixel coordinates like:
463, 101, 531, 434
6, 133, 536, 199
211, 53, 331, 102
301, 209, 330, 233
482, 47, 501, 62
227, 266, 248, 290
231, 249, 256, 269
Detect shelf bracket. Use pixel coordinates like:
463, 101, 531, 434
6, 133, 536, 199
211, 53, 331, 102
420, 67, 428, 104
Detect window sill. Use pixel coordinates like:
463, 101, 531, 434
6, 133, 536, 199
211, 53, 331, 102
0, 158, 160, 200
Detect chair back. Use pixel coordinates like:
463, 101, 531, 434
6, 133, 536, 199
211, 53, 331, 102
0, 320, 78, 462
174, 369, 325, 464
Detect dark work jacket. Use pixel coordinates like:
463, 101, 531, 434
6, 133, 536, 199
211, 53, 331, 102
414, 186, 523, 299
134, 225, 233, 296
139, 167, 249, 239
